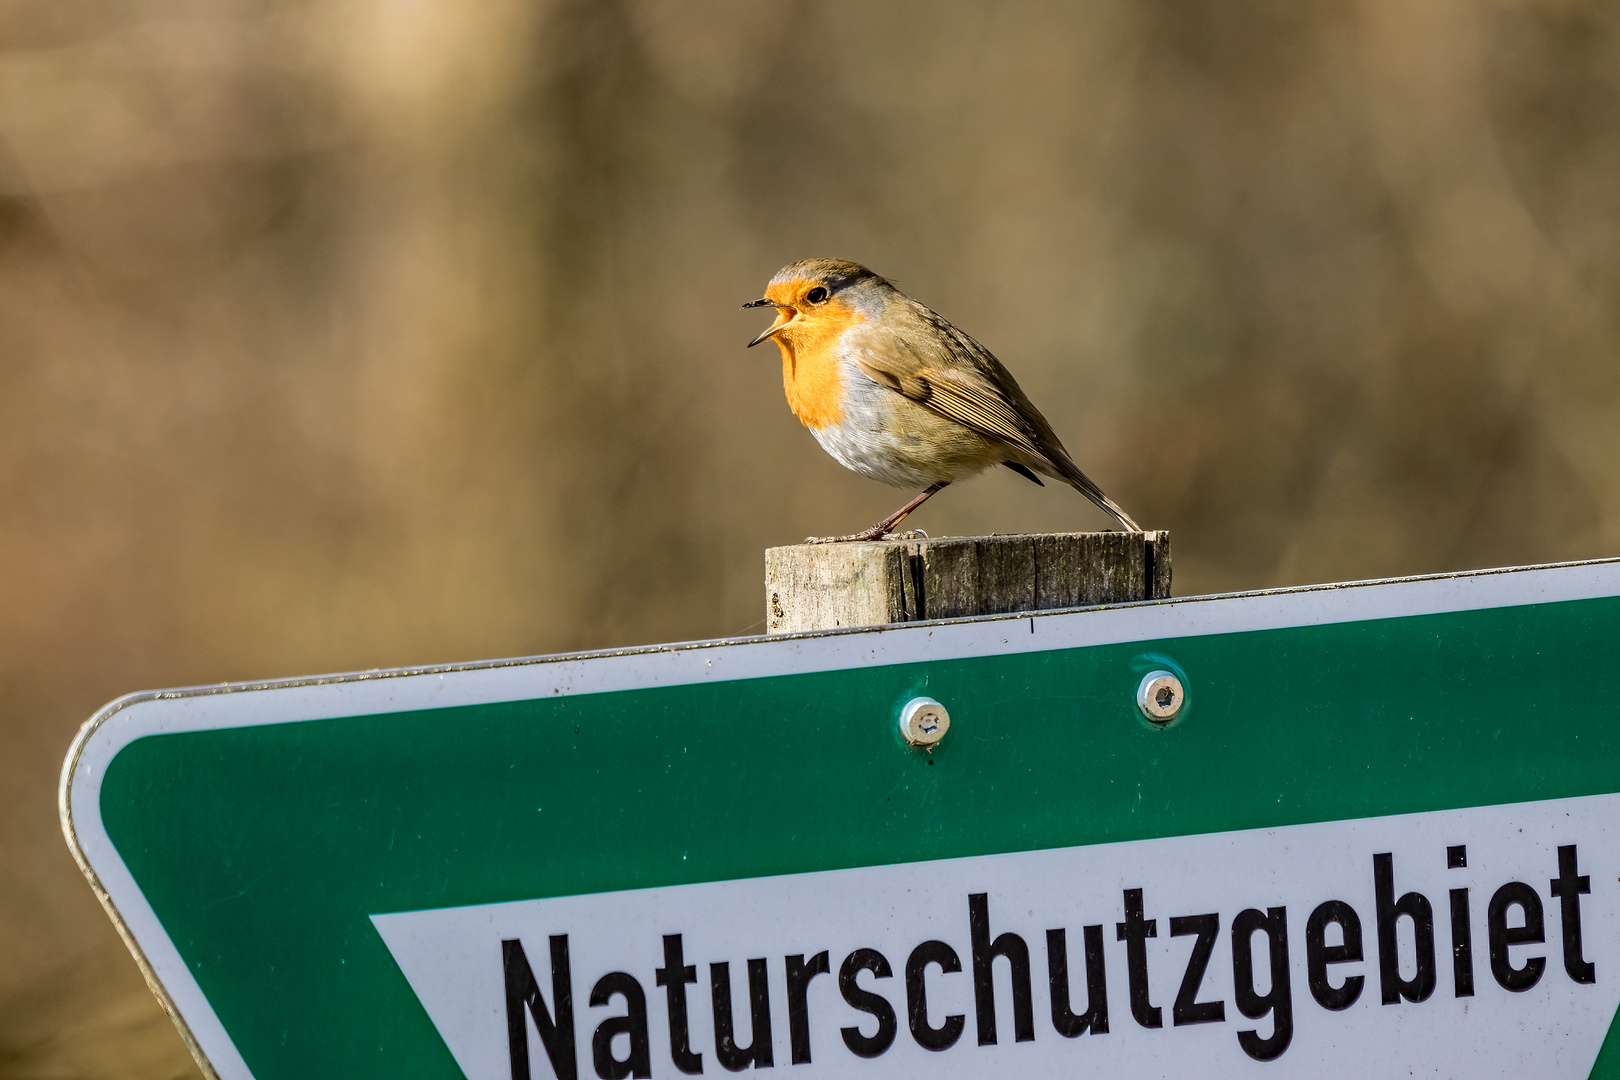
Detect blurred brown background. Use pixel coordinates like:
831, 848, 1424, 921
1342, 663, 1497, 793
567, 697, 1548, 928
3, 0, 1619, 1073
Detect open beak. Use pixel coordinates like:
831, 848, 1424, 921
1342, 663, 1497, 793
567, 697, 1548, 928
744, 302, 796, 348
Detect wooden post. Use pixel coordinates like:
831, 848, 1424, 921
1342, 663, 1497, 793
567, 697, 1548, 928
765, 531, 1170, 634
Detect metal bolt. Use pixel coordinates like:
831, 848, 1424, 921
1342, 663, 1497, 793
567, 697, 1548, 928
899, 697, 950, 747
1137, 671, 1185, 723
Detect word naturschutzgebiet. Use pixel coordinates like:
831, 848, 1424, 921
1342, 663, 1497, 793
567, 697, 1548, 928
375, 796, 1619, 1080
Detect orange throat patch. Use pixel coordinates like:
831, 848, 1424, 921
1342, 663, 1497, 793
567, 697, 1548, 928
775, 306, 861, 431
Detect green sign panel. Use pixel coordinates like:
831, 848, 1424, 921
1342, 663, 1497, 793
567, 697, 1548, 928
61, 559, 1620, 1078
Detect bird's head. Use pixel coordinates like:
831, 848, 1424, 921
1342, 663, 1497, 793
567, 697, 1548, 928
742, 258, 887, 355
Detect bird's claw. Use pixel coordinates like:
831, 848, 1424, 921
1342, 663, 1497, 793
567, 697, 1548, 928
802, 528, 929, 544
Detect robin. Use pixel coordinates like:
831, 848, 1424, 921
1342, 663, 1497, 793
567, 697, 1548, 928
744, 258, 1141, 541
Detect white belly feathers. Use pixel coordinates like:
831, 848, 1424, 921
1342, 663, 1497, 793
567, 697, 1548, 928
807, 357, 1004, 489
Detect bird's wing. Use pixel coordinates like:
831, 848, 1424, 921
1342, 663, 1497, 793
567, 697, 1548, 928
851, 302, 1049, 459
850, 299, 1144, 532
899, 365, 1045, 458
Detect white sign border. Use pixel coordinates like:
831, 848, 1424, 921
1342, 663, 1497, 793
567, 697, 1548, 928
58, 557, 1620, 1080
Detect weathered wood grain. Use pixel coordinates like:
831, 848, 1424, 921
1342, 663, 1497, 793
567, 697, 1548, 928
765, 531, 1170, 633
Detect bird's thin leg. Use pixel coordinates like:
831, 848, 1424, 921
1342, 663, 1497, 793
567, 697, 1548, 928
806, 482, 950, 544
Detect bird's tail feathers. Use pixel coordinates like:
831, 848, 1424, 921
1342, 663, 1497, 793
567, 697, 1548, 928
1048, 455, 1142, 532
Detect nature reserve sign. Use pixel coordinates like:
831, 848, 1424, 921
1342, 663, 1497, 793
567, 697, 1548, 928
61, 558, 1620, 1078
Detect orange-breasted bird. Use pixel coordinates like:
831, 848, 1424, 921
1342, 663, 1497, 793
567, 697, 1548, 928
744, 258, 1141, 541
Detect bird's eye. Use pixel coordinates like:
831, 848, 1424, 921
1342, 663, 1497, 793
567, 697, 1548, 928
805, 286, 829, 304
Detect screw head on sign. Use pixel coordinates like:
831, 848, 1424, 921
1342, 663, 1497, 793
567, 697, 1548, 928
1136, 670, 1185, 723
898, 697, 950, 747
